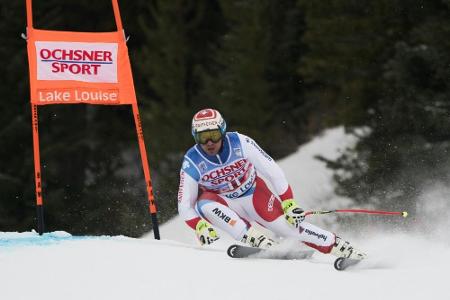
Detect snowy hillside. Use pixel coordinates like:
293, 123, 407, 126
1, 127, 449, 300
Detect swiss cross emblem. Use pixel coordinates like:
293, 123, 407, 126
195, 109, 216, 120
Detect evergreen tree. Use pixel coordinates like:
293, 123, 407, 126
298, 0, 404, 130
0, 0, 33, 231
347, 1, 450, 211
130, 0, 226, 223
1, 0, 153, 235
200, 0, 306, 157
300, 1, 450, 216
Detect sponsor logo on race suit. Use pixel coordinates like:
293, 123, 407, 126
212, 207, 237, 226
178, 171, 185, 202
245, 137, 273, 162
198, 161, 208, 172
199, 158, 256, 199
182, 160, 190, 170
267, 195, 275, 212
304, 228, 328, 241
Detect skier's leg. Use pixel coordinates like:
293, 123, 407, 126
195, 192, 249, 240
244, 177, 335, 253
261, 216, 366, 259
196, 191, 276, 248
261, 217, 337, 253
247, 180, 367, 258
329, 236, 367, 260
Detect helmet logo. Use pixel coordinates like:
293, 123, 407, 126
191, 108, 226, 137
194, 109, 217, 121
192, 120, 219, 130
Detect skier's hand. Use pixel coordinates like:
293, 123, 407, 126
195, 219, 220, 245
281, 199, 305, 228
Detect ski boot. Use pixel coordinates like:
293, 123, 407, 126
330, 236, 367, 260
241, 227, 276, 249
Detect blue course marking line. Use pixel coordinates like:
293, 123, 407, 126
0, 232, 114, 248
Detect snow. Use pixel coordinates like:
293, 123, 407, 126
1, 127, 449, 300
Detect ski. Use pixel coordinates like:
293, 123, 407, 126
333, 257, 362, 271
227, 244, 314, 260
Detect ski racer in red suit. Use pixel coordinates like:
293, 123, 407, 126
177, 108, 366, 260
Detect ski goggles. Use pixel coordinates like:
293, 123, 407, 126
194, 129, 223, 144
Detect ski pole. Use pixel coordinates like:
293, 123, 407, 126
304, 209, 408, 218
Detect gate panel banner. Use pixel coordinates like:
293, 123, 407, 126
27, 29, 137, 105
26, 0, 160, 239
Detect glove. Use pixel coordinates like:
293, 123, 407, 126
281, 199, 305, 228
195, 219, 220, 245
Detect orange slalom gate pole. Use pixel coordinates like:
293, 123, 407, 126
26, 0, 161, 237
112, 0, 160, 239
111, 0, 123, 31
131, 103, 160, 239
28, 0, 45, 235
31, 103, 45, 235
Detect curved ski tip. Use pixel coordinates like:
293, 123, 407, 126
227, 245, 238, 258
334, 257, 345, 271
402, 211, 408, 218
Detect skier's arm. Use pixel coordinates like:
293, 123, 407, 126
239, 133, 305, 227
178, 159, 220, 244
177, 157, 203, 229
239, 133, 293, 199
177, 168, 201, 229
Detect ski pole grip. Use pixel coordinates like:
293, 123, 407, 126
304, 210, 334, 217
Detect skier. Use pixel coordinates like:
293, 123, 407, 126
177, 108, 366, 260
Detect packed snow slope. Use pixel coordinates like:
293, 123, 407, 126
1, 127, 449, 300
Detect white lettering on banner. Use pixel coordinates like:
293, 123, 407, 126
74, 90, 117, 102
37, 89, 119, 103
38, 90, 70, 102
36, 41, 118, 83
